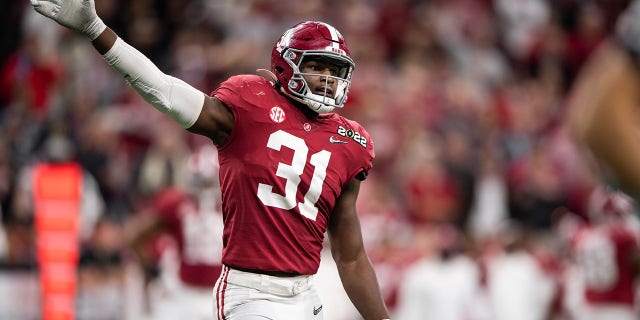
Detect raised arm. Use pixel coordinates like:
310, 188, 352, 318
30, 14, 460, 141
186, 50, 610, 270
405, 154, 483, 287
328, 178, 390, 320
31, 0, 234, 146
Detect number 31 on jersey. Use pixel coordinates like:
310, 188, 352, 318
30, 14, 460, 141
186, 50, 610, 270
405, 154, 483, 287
257, 130, 330, 221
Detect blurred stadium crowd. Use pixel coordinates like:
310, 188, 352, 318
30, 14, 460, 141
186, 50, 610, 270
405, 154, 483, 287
1, 0, 639, 319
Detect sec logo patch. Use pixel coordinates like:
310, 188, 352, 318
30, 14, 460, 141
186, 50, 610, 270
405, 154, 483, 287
269, 106, 286, 123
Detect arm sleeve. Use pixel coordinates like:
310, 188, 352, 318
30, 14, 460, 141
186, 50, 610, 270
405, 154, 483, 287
103, 37, 205, 128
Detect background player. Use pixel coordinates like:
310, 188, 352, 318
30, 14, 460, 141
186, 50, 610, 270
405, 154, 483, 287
128, 144, 223, 320
29, 0, 390, 319
557, 186, 640, 320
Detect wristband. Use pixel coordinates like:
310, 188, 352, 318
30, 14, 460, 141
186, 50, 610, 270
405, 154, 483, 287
82, 17, 107, 41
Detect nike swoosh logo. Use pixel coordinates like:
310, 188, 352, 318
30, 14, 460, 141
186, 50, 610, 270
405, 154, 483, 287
329, 136, 348, 144
313, 305, 323, 315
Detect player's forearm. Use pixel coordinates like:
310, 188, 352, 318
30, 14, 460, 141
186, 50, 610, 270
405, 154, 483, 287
92, 27, 118, 55
336, 256, 390, 320
92, 27, 205, 128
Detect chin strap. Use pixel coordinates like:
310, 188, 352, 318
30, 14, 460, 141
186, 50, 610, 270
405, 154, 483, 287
281, 87, 325, 113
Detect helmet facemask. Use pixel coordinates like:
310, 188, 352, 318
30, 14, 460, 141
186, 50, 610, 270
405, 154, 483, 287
281, 49, 354, 114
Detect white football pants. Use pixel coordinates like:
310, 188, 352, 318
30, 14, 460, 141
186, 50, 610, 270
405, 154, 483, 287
213, 265, 323, 320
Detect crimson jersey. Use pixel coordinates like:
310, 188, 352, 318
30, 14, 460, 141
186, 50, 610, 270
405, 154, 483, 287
152, 188, 224, 287
570, 222, 640, 306
212, 75, 374, 275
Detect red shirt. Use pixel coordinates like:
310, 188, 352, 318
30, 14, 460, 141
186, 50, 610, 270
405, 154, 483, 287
571, 222, 640, 306
153, 188, 224, 287
213, 75, 374, 274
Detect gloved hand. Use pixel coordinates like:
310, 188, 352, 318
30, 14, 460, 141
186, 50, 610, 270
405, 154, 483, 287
30, 0, 106, 40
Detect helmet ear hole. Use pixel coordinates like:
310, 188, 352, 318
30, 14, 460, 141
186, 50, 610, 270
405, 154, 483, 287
275, 66, 284, 74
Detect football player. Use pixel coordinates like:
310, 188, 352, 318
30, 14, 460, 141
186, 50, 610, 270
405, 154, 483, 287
560, 186, 640, 320
29, 0, 390, 319
129, 144, 224, 319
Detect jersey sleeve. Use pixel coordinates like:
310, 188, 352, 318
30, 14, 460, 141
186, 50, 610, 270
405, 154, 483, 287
211, 74, 276, 149
344, 118, 375, 181
211, 74, 273, 111
211, 75, 243, 108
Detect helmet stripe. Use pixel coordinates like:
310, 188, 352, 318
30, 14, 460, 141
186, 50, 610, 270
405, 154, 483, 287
322, 22, 340, 51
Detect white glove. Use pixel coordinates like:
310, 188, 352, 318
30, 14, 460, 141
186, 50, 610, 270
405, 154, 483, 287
30, 0, 106, 40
